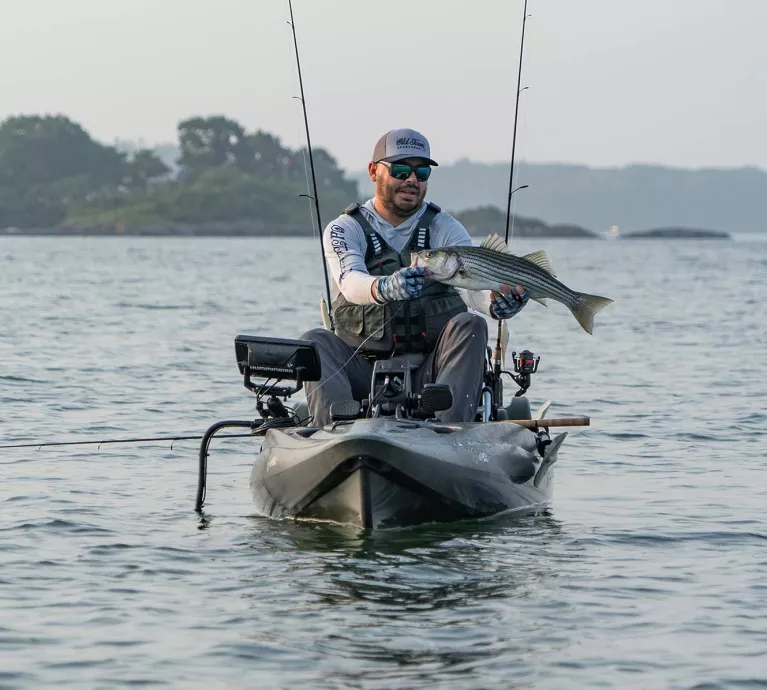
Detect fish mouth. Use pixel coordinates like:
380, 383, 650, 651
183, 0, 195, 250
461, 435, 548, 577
410, 255, 434, 276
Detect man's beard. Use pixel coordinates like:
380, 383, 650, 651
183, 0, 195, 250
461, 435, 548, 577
376, 176, 426, 218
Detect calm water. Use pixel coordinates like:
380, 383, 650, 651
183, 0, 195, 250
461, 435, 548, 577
1, 236, 766, 689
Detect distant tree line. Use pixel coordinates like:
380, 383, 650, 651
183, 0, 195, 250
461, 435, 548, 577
0, 114, 357, 230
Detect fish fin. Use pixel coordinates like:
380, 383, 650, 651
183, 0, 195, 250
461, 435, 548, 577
480, 233, 513, 254
530, 296, 549, 307
454, 288, 487, 312
569, 293, 614, 334
521, 250, 557, 277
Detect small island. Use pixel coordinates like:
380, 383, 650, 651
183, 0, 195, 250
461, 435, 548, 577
452, 205, 599, 239
0, 114, 357, 237
621, 227, 731, 240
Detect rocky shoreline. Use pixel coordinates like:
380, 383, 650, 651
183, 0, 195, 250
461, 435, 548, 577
0, 222, 731, 240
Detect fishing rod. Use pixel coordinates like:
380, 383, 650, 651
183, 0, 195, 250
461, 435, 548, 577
287, 0, 334, 329
493, 0, 531, 410
503, 0, 531, 246
0, 432, 256, 451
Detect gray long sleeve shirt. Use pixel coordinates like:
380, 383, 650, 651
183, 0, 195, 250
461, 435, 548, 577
323, 199, 474, 305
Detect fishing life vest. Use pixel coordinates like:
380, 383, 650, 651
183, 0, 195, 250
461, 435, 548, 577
331, 202, 467, 356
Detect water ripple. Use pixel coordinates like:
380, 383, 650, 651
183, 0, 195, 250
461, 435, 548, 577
0, 237, 765, 689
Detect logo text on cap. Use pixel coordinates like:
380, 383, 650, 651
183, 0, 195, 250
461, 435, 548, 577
396, 137, 426, 151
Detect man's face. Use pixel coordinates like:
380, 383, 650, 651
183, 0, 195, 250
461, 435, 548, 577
369, 157, 430, 218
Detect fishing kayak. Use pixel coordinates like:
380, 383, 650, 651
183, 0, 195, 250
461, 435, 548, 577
196, 334, 578, 530
250, 416, 565, 529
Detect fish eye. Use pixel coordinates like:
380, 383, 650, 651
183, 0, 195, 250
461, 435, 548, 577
424, 251, 433, 258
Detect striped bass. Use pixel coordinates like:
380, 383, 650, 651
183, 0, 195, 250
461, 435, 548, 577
412, 234, 613, 334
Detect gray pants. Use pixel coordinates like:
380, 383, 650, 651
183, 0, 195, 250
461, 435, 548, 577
301, 312, 488, 427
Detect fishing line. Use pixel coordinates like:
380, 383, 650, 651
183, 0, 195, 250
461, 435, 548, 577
283, 1, 321, 255
282, 4, 413, 418
286, 0, 333, 328
493, 0, 532, 407
303, 303, 406, 408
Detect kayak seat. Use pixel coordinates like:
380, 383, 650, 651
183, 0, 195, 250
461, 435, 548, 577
497, 396, 532, 421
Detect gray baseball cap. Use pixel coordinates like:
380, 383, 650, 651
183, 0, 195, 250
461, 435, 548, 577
371, 128, 438, 166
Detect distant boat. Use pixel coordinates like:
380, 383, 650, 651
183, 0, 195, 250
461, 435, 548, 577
605, 225, 620, 240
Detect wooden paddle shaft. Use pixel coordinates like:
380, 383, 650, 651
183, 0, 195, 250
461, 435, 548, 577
504, 417, 590, 428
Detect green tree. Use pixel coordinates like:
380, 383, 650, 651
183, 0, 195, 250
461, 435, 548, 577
246, 130, 292, 180
0, 112, 359, 232
0, 115, 126, 190
125, 149, 170, 189
177, 116, 249, 179
0, 114, 127, 226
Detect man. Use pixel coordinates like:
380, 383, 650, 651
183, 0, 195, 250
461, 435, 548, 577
301, 128, 528, 426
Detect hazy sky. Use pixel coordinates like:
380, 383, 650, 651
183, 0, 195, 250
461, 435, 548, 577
1, 0, 765, 171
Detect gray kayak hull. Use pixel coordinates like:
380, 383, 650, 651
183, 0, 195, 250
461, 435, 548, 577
249, 418, 564, 529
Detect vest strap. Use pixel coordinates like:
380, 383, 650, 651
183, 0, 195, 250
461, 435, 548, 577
344, 202, 443, 262
407, 202, 441, 251
344, 204, 383, 259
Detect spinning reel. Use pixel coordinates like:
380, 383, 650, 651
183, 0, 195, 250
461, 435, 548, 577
509, 349, 540, 397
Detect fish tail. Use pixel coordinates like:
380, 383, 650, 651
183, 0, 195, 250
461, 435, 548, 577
569, 293, 614, 334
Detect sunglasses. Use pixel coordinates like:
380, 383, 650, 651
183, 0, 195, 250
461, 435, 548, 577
379, 161, 432, 182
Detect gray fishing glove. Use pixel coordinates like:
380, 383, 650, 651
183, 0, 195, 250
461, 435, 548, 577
490, 286, 529, 319
374, 267, 426, 303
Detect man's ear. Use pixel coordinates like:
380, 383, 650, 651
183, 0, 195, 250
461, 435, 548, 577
368, 161, 378, 182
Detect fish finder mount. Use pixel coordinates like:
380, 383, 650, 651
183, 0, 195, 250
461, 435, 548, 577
234, 335, 321, 418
